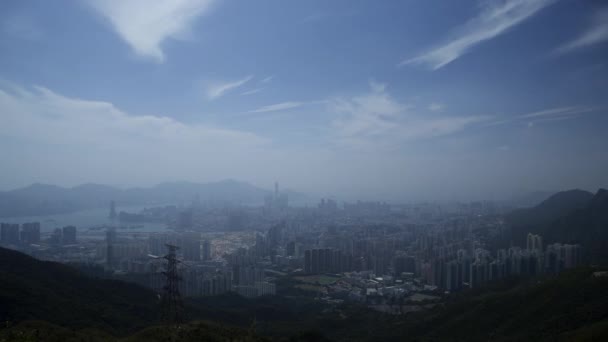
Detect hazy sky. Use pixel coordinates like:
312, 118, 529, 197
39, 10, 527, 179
1, 0, 607, 201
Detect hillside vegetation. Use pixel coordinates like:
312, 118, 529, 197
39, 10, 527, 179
2, 246, 608, 341
505, 188, 608, 265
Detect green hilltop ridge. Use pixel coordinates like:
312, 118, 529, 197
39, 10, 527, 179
0, 247, 330, 341
0, 247, 159, 335
0, 320, 266, 342
1, 247, 608, 341
505, 188, 608, 264
548, 188, 608, 264
402, 268, 608, 341
507, 189, 594, 227
0, 247, 267, 341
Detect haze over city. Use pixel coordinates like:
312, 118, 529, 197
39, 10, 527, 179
1, 0, 607, 201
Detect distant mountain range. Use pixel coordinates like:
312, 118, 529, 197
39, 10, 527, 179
506, 188, 608, 265
0, 180, 306, 217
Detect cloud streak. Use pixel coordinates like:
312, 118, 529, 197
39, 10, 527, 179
519, 106, 597, 119
260, 76, 274, 84
248, 101, 305, 113
205, 75, 253, 100
521, 106, 600, 126
241, 88, 265, 96
485, 105, 599, 127
330, 82, 486, 147
401, 0, 554, 70
88, 0, 215, 62
428, 103, 445, 112
555, 9, 608, 55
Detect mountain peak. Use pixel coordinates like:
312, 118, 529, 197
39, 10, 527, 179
506, 189, 595, 232
594, 188, 608, 197
537, 189, 593, 210
590, 188, 608, 208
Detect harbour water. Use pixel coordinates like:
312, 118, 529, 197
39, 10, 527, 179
1, 204, 171, 232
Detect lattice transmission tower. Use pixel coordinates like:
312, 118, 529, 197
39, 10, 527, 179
160, 243, 184, 324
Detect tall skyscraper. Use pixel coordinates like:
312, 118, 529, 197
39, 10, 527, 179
1, 223, 20, 244
50, 228, 62, 245
266, 224, 283, 249
106, 228, 117, 268
202, 239, 212, 261
177, 210, 193, 231
526, 233, 543, 253
264, 181, 289, 213
181, 232, 201, 261
304, 250, 312, 273
286, 241, 296, 257
109, 200, 117, 221
20, 222, 41, 245
62, 226, 77, 244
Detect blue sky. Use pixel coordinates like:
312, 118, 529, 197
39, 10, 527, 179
0, 0, 607, 201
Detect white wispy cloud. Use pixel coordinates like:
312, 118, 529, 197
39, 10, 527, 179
240, 76, 273, 96
428, 103, 445, 112
0, 83, 270, 185
87, 0, 215, 62
519, 106, 596, 119
555, 9, 608, 54
205, 75, 253, 100
522, 106, 599, 126
401, 0, 554, 70
260, 76, 274, 84
532, 115, 585, 124
249, 101, 305, 113
330, 82, 486, 147
0, 84, 266, 147
241, 88, 265, 96
486, 105, 599, 127
369, 80, 387, 93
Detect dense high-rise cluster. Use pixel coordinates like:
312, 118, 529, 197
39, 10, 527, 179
1, 222, 40, 246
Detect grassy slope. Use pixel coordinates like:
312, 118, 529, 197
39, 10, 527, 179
0, 320, 266, 342
406, 268, 608, 341
0, 247, 159, 335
